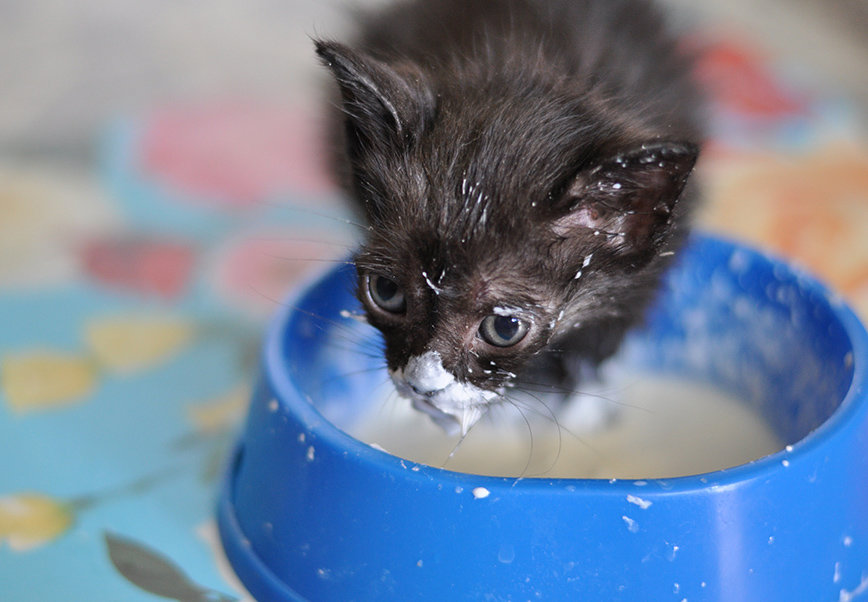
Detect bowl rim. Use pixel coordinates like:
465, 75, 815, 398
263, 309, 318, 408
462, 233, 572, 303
263, 233, 868, 495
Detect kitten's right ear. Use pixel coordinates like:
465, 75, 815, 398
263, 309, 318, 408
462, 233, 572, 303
315, 40, 435, 153
551, 141, 699, 266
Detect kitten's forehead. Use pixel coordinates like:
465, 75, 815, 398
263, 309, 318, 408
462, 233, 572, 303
431, 95, 594, 191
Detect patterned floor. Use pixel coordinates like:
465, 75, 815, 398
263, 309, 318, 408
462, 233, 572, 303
1, 2, 866, 600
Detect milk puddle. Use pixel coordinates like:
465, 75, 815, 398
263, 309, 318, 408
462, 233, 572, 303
347, 373, 784, 479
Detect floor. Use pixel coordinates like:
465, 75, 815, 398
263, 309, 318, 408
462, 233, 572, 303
0, 2, 866, 600
0, 0, 865, 160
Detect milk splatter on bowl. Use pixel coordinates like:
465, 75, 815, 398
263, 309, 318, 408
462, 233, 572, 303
218, 234, 868, 601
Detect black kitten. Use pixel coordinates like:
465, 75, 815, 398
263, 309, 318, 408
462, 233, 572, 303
316, 0, 704, 434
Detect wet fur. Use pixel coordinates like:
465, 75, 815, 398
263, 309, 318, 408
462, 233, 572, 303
316, 0, 704, 428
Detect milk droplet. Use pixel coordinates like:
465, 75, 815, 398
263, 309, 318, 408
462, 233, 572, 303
627, 494, 652, 509
473, 487, 491, 499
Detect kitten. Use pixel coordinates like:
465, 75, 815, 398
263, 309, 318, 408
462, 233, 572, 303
316, 0, 704, 435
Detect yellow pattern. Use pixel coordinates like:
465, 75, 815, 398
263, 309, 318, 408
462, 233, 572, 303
187, 385, 249, 434
1, 351, 96, 412
0, 493, 73, 551
84, 315, 194, 374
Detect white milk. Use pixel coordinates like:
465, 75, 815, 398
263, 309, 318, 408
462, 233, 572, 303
347, 374, 784, 479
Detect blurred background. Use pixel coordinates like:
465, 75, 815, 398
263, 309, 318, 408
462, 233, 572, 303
0, 2, 866, 600
0, 0, 866, 160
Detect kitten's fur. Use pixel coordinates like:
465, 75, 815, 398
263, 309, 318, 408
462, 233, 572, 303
316, 0, 704, 434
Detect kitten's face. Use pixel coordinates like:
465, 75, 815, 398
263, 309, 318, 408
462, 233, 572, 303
354, 221, 567, 434
317, 40, 699, 433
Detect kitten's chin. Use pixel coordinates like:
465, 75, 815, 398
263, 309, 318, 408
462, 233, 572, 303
389, 370, 499, 436
409, 396, 473, 436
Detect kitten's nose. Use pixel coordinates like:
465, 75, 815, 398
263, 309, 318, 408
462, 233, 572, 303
403, 351, 454, 395
409, 382, 436, 396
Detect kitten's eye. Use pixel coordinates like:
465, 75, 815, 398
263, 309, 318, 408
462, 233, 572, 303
368, 274, 406, 313
478, 315, 529, 347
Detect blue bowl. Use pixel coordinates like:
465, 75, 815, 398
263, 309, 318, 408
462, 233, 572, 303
218, 234, 868, 601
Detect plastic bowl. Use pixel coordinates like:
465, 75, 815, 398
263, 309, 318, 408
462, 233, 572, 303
218, 234, 868, 601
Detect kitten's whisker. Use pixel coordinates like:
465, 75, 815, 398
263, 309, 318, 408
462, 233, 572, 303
241, 282, 384, 358
268, 301, 367, 337
441, 402, 493, 468
317, 366, 385, 390
512, 389, 564, 477
314, 365, 387, 388
259, 253, 357, 266
243, 235, 357, 250
257, 198, 369, 232
514, 377, 653, 415
496, 394, 536, 479
377, 382, 413, 426
324, 336, 383, 352
317, 343, 383, 362
444, 432, 469, 465
316, 334, 384, 357
504, 390, 603, 460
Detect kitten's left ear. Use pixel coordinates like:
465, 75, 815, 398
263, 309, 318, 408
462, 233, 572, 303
553, 141, 699, 262
315, 39, 434, 153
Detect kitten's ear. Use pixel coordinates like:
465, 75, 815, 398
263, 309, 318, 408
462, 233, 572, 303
315, 40, 435, 153
553, 141, 699, 262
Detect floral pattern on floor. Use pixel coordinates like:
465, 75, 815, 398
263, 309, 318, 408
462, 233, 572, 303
1, 27, 866, 601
